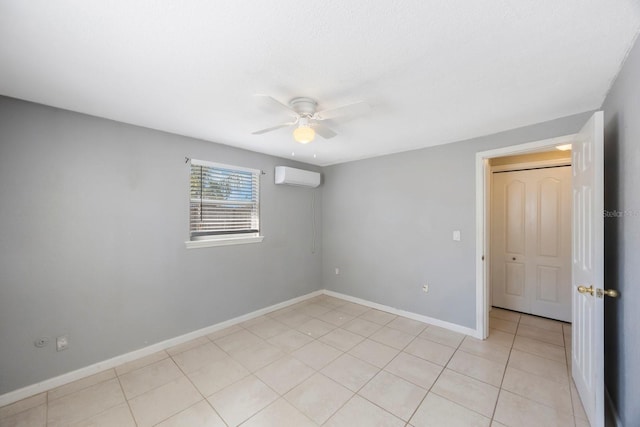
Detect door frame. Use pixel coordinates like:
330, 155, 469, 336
474, 133, 577, 338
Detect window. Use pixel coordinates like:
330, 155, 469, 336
186, 159, 263, 248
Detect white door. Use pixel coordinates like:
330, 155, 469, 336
491, 166, 572, 321
572, 111, 611, 427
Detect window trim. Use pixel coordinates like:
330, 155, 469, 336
185, 159, 264, 249
185, 233, 264, 249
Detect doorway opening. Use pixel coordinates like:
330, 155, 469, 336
490, 152, 572, 322
475, 134, 577, 339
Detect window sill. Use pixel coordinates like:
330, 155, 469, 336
185, 235, 264, 249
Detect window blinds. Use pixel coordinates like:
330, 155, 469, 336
189, 160, 260, 238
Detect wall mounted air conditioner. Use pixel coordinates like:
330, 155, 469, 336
274, 166, 321, 188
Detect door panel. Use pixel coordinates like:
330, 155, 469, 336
537, 265, 559, 302
572, 111, 604, 427
531, 167, 572, 321
506, 180, 526, 255
492, 175, 529, 313
505, 262, 526, 296
538, 178, 560, 257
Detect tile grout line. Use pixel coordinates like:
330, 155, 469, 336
320, 319, 429, 425
441, 327, 514, 388
169, 338, 247, 427
488, 311, 521, 424
490, 312, 578, 426
113, 372, 139, 427
241, 299, 390, 425
401, 327, 465, 424
210, 300, 339, 425
286, 370, 355, 425
255, 296, 378, 425
241, 297, 362, 425
425, 330, 498, 422
45, 370, 126, 427
332, 316, 502, 424
312, 314, 401, 423
265, 323, 348, 425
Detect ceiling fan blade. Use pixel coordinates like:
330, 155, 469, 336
314, 101, 370, 120
313, 122, 338, 139
252, 122, 295, 135
255, 94, 298, 117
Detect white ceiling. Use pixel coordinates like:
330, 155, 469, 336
1, 1, 639, 166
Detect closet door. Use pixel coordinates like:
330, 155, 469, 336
491, 166, 572, 322
491, 172, 529, 314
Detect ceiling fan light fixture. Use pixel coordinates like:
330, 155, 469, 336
253, 94, 367, 143
293, 125, 315, 144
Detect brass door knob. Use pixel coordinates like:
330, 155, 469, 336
599, 288, 619, 298
577, 285, 595, 296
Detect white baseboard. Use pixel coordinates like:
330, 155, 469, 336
1, 288, 477, 408
0, 290, 322, 407
322, 290, 478, 337
605, 386, 622, 427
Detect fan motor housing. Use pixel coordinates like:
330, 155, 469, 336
289, 97, 317, 116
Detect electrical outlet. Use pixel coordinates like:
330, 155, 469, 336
335, 267, 340, 275
56, 335, 69, 352
422, 284, 429, 293
34, 337, 49, 348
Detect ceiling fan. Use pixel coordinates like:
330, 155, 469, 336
252, 95, 370, 144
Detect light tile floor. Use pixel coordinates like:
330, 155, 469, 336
0, 296, 589, 426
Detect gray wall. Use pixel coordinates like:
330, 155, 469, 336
602, 35, 640, 426
321, 112, 593, 328
0, 96, 322, 394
